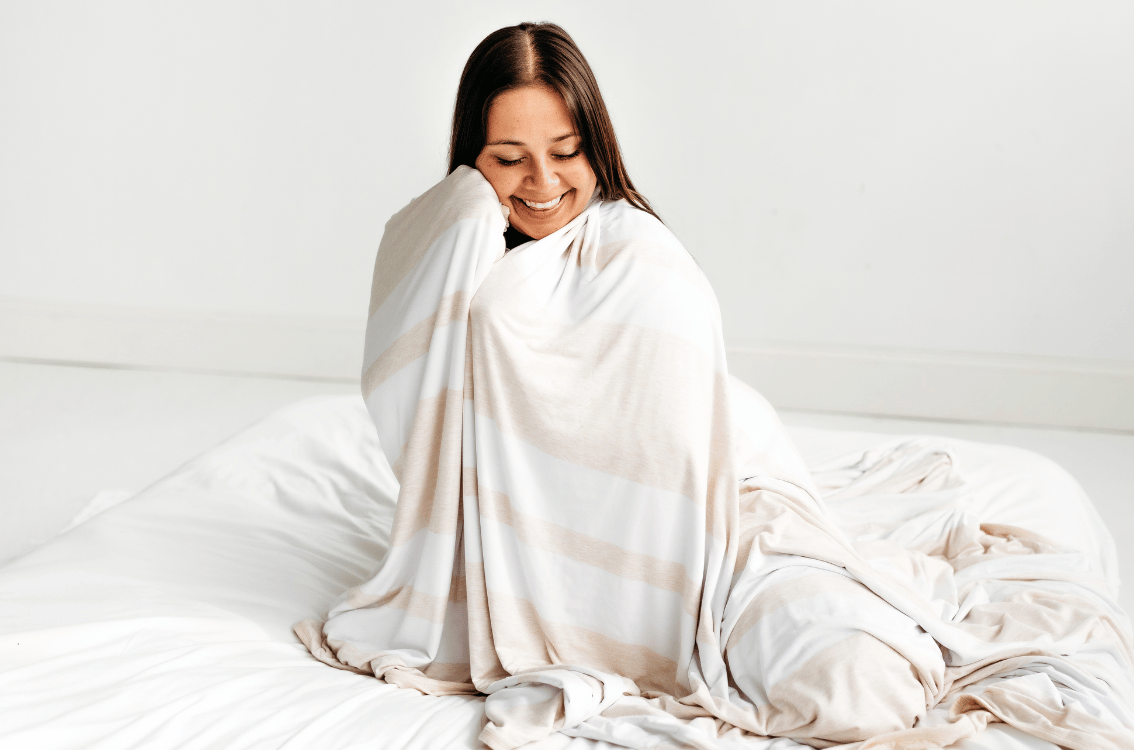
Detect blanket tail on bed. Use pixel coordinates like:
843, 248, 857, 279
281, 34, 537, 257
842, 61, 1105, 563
296, 167, 1134, 750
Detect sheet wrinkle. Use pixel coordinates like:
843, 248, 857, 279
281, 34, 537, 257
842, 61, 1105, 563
297, 167, 1134, 750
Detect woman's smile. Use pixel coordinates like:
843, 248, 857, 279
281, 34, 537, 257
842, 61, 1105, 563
517, 190, 568, 211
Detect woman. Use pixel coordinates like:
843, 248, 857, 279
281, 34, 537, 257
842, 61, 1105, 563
297, 23, 1131, 750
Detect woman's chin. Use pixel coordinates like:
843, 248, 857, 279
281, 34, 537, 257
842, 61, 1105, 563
513, 222, 557, 240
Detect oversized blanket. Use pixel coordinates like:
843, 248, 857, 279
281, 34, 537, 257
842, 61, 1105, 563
298, 167, 1134, 749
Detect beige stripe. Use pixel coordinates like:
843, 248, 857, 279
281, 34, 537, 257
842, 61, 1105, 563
393, 585, 448, 623
955, 585, 1132, 651
465, 560, 509, 686
422, 661, 472, 684
362, 291, 470, 398
384, 664, 479, 696
577, 238, 716, 302
734, 483, 863, 579
369, 171, 499, 315
388, 387, 465, 547
735, 488, 785, 573
726, 571, 874, 651
292, 619, 368, 675
485, 586, 681, 695
463, 321, 475, 397
979, 523, 1062, 552
343, 583, 447, 623
462, 466, 478, 497
757, 631, 924, 743
471, 313, 720, 502
343, 568, 467, 623
480, 488, 702, 617
703, 370, 737, 546
857, 720, 988, 750
950, 683, 1134, 750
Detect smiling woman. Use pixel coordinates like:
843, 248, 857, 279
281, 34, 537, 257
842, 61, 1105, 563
294, 20, 1134, 750
448, 22, 658, 242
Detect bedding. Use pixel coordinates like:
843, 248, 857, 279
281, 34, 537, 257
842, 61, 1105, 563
0, 394, 1122, 749
293, 167, 1133, 749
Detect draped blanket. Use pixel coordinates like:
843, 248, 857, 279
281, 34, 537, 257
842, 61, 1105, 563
298, 167, 1134, 749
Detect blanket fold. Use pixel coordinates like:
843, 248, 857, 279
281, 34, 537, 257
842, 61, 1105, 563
297, 167, 1134, 749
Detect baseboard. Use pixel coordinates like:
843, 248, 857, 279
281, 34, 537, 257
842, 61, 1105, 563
728, 342, 1134, 432
2, 298, 1131, 431
0, 297, 364, 382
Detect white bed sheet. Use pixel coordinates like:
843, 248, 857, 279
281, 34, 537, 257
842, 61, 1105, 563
0, 395, 1117, 750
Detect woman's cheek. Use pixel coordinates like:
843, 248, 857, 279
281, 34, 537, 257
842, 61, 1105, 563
477, 164, 511, 204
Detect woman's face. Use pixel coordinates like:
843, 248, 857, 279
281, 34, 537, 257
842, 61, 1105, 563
475, 85, 598, 240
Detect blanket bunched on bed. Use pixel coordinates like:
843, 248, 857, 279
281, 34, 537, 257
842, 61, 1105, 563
297, 167, 1134, 749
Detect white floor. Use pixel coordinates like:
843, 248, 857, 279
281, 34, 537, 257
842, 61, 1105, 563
2, 358, 1133, 614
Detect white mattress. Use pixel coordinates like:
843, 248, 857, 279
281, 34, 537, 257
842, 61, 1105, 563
0, 395, 1116, 750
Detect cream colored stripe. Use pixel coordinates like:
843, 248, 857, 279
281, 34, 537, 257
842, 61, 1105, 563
979, 523, 1062, 551
388, 584, 447, 623
758, 631, 924, 743
344, 569, 467, 623
293, 619, 368, 675
736, 488, 792, 573
704, 369, 736, 545
369, 175, 497, 315
422, 661, 472, 684
954, 584, 1131, 649
385, 665, 479, 696
577, 238, 715, 301
485, 585, 681, 695
388, 387, 465, 547
362, 291, 469, 399
481, 488, 701, 617
463, 322, 475, 397
342, 583, 444, 623
462, 466, 478, 497
465, 560, 509, 685
726, 572, 873, 651
856, 722, 988, 750
471, 315, 718, 502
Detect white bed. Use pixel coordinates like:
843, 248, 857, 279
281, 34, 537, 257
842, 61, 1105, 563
0, 395, 1121, 749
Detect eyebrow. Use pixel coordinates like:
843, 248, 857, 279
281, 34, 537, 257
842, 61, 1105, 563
486, 132, 578, 146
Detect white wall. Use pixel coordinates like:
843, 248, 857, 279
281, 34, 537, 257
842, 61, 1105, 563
2, 1, 1132, 426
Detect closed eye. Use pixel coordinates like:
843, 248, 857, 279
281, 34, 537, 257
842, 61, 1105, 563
495, 156, 522, 167
554, 149, 581, 161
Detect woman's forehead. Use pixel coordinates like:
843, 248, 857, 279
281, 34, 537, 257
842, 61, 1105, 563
485, 85, 576, 145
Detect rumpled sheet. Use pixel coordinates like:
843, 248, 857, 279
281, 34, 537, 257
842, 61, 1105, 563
296, 167, 1134, 749
0, 394, 1113, 750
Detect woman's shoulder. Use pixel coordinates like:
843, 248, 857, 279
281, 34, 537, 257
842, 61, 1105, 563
597, 199, 696, 266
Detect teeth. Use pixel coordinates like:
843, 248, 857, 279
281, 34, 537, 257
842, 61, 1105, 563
521, 194, 564, 210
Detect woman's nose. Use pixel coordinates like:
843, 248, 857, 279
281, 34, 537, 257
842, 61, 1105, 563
527, 157, 559, 191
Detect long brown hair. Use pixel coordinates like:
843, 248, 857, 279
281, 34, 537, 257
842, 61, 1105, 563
448, 23, 660, 222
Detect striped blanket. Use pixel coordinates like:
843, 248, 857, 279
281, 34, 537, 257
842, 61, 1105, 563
297, 167, 1134, 749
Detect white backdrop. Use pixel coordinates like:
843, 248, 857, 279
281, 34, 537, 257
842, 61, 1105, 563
2, 1, 1132, 425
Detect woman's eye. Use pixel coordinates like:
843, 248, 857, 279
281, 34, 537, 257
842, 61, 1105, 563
554, 150, 581, 160
495, 156, 522, 166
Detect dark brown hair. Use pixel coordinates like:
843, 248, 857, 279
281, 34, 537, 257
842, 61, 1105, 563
448, 22, 659, 222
